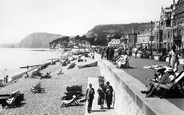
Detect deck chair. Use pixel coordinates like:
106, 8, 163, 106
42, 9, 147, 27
57, 69, 64, 75
41, 72, 51, 79
118, 56, 131, 68
158, 71, 184, 98
67, 62, 76, 69
0, 79, 3, 87
125, 56, 131, 68
31, 71, 42, 78
3, 90, 24, 108
31, 82, 45, 93
61, 95, 79, 107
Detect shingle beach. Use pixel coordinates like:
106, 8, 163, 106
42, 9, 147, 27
0, 57, 100, 115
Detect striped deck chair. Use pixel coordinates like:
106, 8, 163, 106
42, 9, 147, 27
121, 56, 131, 68
159, 71, 184, 98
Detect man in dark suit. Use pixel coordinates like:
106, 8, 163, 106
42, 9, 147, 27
86, 83, 95, 113
105, 81, 113, 109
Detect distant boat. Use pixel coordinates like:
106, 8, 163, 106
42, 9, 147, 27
64, 48, 72, 52
77, 61, 98, 69
20, 64, 41, 69
56, 47, 72, 52
55, 47, 64, 51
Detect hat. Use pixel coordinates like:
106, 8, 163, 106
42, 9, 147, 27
172, 45, 176, 50
157, 68, 166, 75
72, 95, 76, 99
106, 81, 110, 84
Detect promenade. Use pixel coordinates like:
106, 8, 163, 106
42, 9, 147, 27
123, 57, 184, 112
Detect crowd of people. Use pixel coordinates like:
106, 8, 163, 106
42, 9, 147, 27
93, 45, 182, 98
96, 46, 132, 68
93, 45, 180, 70
86, 81, 113, 113
141, 45, 182, 97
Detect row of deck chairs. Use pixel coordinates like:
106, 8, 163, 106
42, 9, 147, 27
0, 82, 46, 109
31, 70, 52, 79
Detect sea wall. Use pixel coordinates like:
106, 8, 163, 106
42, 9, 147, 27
95, 53, 184, 115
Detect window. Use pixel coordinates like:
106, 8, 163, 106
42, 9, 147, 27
170, 30, 172, 38
168, 31, 170, 39
164, 33, 166, 40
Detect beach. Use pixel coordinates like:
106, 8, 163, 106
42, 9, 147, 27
0, 56, 100, 115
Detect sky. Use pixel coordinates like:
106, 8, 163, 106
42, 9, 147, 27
0, 0, 174, 44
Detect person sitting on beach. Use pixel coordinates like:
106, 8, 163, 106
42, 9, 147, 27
61, 95, 79, 107
4, 75, 9, 83
25, 73, 29, 78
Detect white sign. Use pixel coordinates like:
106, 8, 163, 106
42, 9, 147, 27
182, 36, 184, 42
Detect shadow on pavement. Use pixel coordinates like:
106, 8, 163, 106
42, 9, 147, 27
163, 91, 184, 99
125, 67, 136, 69
91, 109, 107, 112
6, 102, 27, 109
116, 67, 137, 69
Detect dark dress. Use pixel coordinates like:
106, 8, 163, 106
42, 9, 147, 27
109, 47, 114, 61
106, 47, 110, 60
105, 85, 113, 109
97, 86, 105, 106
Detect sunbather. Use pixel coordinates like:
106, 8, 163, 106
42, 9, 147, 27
61, 95, 79, 107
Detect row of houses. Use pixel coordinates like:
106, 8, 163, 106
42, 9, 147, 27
109, 0, 184, 51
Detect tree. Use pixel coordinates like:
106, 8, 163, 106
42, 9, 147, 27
60, 36, 70, 48
112, 33, 122, 39
87, 36, 96, 46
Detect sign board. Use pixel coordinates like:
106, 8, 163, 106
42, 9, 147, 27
182, 36, 184, 42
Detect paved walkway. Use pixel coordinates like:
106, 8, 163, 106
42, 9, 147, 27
122, 57, 184, 112
85, 77, 116, 115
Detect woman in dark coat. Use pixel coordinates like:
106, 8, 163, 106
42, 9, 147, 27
106, 47, 110, 60
97, 84, 105, 109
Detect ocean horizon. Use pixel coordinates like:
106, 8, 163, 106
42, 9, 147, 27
0, 48, 62, 80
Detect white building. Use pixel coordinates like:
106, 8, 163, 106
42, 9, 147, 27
108, 39, 121, 47
137, 30, 155, 48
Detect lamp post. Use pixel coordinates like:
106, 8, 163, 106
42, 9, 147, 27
150, 21, 153, 56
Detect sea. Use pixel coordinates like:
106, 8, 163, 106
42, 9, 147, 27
0, 48, 62, 80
